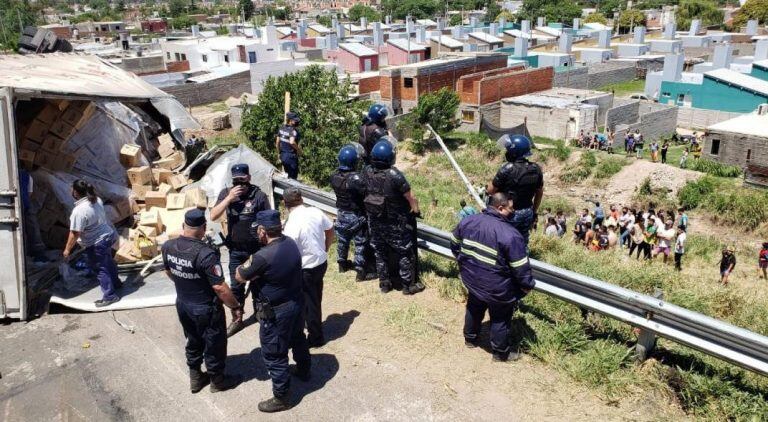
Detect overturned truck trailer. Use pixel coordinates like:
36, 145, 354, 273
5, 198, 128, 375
0, 54, 199, 320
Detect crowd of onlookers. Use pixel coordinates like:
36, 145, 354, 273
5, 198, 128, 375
574, 129, 706, 169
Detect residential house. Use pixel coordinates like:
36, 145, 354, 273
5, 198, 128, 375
384, 38, 428, 66
430, 35, 464, 53
466, 32, 504, 51
325, 42, 379, 73
705, 106, 768, 186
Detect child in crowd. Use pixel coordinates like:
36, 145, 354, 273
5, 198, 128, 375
719, 246, 737, 286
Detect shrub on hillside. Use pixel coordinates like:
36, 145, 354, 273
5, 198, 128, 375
538, 140, 571, 162
593, 157, 628, 179
688, 159, 742, 178
677, 176, 717, 209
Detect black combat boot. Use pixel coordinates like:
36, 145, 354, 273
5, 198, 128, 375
258, 395, 292, 413
380, 280, 392, 293
408, 282, 426, 295
189, 367, 210, 393
492, 351, 521, 362
209, 373, 240, 392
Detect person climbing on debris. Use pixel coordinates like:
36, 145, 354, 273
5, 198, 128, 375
276, 111, 302, 179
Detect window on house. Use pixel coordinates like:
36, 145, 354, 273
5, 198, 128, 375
404, 77, 414, 88
248, 51, 257, 63
224, 54, 229, 63
747, 149, 752, 160
462, 110, 475, 123
202, 54, 208, 62
166, 52, 170, 60
174, 53, 180, 61
661, 92, 671, 97
710, 139, 721, 155
181, 53, 187, 61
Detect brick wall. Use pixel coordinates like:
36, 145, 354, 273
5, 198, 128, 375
166, 61, 190, 73
709, 131, 767, 169
676, 107, 743, 129
162, 70, 251, 107
456, 64, 526, 104
476, 67, 553, 105
605, 98, 640, 131
358, 75, 381, 94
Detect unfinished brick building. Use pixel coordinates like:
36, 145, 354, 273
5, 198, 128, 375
379, 53, 509, 113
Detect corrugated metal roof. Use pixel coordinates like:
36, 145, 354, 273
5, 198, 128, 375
340, 42, 378, 56
0, 54, 170, 99
706, 68, 768, 96
708, 112, 768, 137
430, 35, 463, 48
387, 38, 427, 51
469, 31, 503, 44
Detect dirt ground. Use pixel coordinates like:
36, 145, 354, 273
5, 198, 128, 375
0, 267, 687, 421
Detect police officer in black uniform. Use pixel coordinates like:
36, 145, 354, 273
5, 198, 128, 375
210, 163, 271, 336
276, 111, 302, 179
363, 139, 425, 295
162, 209, 241, 393
236, 210, 311, 413
330, 144, 375, 281
359, 103, 389, 164
486, 134, 544, 247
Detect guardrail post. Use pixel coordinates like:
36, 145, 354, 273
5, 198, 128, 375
634, 288, 664, 361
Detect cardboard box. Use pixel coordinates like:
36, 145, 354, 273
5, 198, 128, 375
120, 144, 142, 167
49, 120, 77, 140
135, 236, 158, 259
36, 105, 61, 125
20, 138, 42, 152
158, 133, 174, 147
157, 183, 173, 195
169, 174, 189, 190
139, 208, 164, 232
41, 134, 66, 152
53, 99, 70, 111
184, 188, 208, 208
61, 102, 95, 129
19, 149, 36, 166
34, 150, 56, 170
152, 168, 172, 184
127, 166, 152, 186
157, 142, 176, 159
144, 190, 168, 209
115, 242, 139, 264
131, 184, 151, 201
158, 207, 191, 237
137, 225, 158, 238
24, 119, 49, 143
153, 151, 184, 170
48, 153, 77, 172
166, 193, 186, 210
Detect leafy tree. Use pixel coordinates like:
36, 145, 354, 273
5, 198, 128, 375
616, 9, 645, 33
170, 15, 195, 30
584, 12, 607, 24
169, 0, 187, 17
485, 0, 501, 23
496, 10, 515, 23
676, 0, 724, 30
253, 14, 267, 26
0, 0, 39, 51
115, 0, 126, 12
240, 66, 368, 186
349, 4, 381, 22
397, 88, 460, 153
317, 15, 332, 27
597, 0, 622, 18
732, 0, 768, 28
449, 14, 463, 26
239, 0, 254, 20
518, 0, 582, 24
381, 0, 440, 20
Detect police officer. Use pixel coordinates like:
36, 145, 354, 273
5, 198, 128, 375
359, 103, 390, 164
236, 210, 311, 413
330, 144, 374, 281
276, 111, 302, 179
450, 192, 535, 362
363, 139, 424, 295
162, 209, 241, 393
210, 164, 271, 336
486, 134, 544, 247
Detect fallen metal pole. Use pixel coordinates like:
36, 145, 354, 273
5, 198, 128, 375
426, 124, 485, 209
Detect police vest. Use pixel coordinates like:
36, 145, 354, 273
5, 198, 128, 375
364, 167, 409, 219
496, 160, 543, 210
360, 123, 387, 161
330, 170, 364, 213
163, 237, 217, 305
278, 125, 298, 154
226, 185, 264, 251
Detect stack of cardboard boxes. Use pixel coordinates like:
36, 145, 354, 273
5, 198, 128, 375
115, 136, 209, 264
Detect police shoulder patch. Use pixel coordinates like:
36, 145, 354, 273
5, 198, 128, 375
211, 264, 223, 277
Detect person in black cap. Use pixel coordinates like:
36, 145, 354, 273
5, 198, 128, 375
275, 111, 302, 180
210, 163, 271, 336
236, 210, 311, 413
162, 209, 242, 393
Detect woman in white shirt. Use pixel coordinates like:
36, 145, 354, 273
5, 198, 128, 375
63, 180, 121, 308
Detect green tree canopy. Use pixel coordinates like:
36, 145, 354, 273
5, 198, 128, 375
317, 15, 332, 27
240, 66, 368, 186
349, 4, 381, 22
518, 0, 582, 25
676, 0, 724, 30
169, 0, 188, 17
485, 0, 501, 23
381, 0, 440, 20
617, 9, 646, 32
449, 14, 463, 25
170, 15, 195, 30
0, 0, 38, 51
239, 0, 255, 20
584, 12, 607, 24
496, 10, 515, 23
397, 88, 460, 153
733, 0, 768, 28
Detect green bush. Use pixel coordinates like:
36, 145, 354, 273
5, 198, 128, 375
688, 159, 742, 178
559, 151, 596, 182
240, 66, 367, 186
593, 157, 628, 179
463, 133, 499, 158
706, 189, 768, 230
537, 140, 571, 162
540, 196, 574, 215
677, 176, 717, 209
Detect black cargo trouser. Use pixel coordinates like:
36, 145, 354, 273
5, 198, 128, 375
176, 301, 227, 375
302, 261, 328, 345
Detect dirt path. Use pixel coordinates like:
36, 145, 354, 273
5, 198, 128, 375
0, 269, 686, 421
598, 159, 701, 206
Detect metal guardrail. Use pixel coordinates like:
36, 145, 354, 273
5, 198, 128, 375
273, 177, 768, 377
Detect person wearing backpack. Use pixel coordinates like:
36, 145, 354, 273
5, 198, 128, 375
486, 134, 544, 248
363, 139, 424, 295
359, 104, 390, 165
